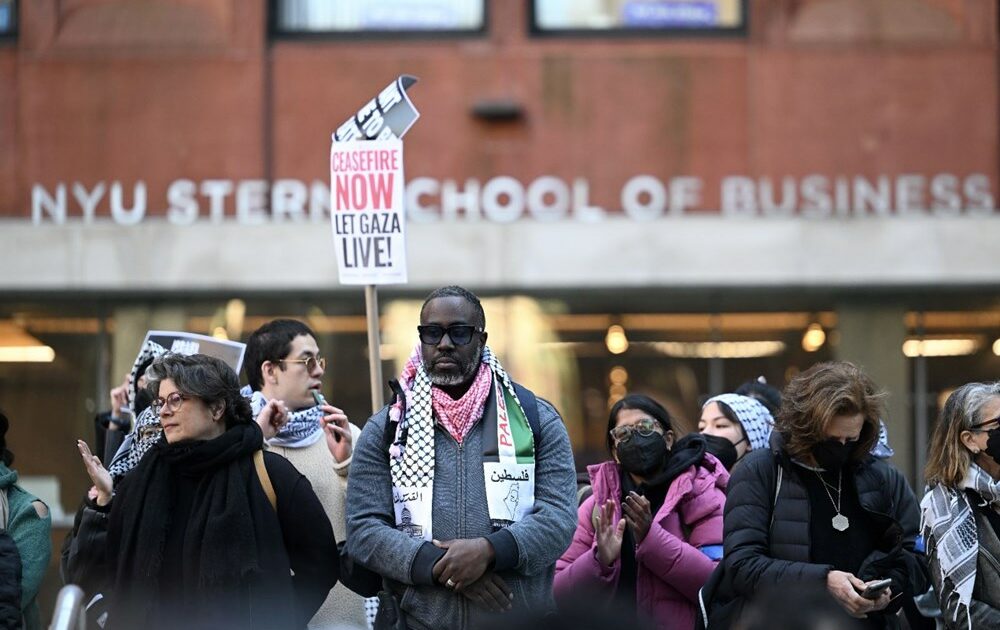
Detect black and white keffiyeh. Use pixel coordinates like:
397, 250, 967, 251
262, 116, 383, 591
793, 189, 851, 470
705, 393, 775, 452
127, 340, 167, 411
921, 463, 1000, 626
240, 385, 324, 448
107, 407, 162, 481
388, 345, 536, 541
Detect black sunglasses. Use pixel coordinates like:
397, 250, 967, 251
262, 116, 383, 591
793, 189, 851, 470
970, 416, 1000, 432
417, 324, 483, 346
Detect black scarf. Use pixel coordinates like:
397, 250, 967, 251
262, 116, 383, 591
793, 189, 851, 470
643, 433, 708, 494
108, 422, 264, 626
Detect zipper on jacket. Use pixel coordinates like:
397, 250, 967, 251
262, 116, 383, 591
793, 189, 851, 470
457, 436, 470, 628
457, 438, 465, 537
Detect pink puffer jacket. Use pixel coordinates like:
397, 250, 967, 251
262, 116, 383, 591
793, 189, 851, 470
554, 456, 729, 630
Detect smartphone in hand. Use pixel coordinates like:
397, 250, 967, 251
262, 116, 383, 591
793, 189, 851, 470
313, 390, 341, 442
861, 578, 892, 599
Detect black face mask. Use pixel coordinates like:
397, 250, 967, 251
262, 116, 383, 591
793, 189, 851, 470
616, 433, 669, 477
134, 388, 154, 416
702, 434, 739, 470
812, 440, 854, 471
984, 428, 1000, 465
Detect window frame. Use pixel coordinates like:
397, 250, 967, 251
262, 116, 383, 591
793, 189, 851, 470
268, 0, 489, 41
528, 0, 749, 39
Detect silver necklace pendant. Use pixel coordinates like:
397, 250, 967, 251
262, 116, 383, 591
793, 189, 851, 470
832, 513, 850, 531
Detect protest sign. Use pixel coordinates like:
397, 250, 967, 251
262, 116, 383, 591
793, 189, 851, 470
330, 138, 407, 284
332, 75, 420, 142
330, 75, 419, 412
141, 330, 247, 373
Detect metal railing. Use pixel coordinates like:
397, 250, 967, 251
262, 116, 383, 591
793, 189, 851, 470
49, 585, 86, 630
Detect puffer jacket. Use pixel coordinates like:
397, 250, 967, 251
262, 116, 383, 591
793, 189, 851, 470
554, 457, 728, 630
706, 432, 927, 630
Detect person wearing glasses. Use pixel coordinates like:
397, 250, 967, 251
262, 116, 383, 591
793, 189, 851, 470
346, 285, 577, 629
554, 394, 728, 630
243, 318, 366, 628
75, 353, 339, 629
705, 362, 926, 630
922, 382, 1000, 628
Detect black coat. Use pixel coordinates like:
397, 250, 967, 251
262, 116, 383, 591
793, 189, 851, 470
703, 432, 928, 630
71, 451, 338, 630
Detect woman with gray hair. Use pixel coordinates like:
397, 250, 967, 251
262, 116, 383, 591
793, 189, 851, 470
76, 353, 339, 630
922, 382, 1000, 629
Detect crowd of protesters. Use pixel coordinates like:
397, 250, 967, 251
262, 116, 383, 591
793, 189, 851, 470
0, 285, 997, 629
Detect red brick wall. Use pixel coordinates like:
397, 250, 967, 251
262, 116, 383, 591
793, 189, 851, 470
3, 0, 997, 218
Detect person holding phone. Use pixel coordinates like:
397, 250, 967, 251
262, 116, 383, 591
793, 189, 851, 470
922, 382, 1000, 628
244, 319, 365, 628
706, 362, 927, 629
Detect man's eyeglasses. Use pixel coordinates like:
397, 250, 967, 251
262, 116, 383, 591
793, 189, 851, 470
279, 356, 326, 372
417, 324, 483, 346
970, 416, 1000, 432
610, 418, 663, 445
150, 392, 191, 415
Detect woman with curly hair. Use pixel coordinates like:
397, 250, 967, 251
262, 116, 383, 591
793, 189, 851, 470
76, 353, 339, 630
705, 361, 926, 629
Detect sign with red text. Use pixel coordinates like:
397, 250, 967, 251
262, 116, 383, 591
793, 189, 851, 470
330, 138, 408, 284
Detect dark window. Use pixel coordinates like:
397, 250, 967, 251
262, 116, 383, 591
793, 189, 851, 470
531, 0, 747, 36
271, 0, 486, 37
0, 0, 16, 39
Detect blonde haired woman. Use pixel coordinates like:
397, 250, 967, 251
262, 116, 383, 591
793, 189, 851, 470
922, 382, 1000, 628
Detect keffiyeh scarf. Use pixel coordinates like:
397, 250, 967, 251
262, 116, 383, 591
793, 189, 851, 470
705, 393, 775, 452
240, 385, 324, 448
921, 463, 1000, 626
107, 406, 162, 481
388, 345, 536, 540
127, 340, 167, 411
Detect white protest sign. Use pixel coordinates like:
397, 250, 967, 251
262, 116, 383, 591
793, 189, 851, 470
333, 75, 420, 142
330, 138, 408, 284
141, 330, 247, 372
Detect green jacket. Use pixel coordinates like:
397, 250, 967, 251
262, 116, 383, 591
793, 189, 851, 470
0, 463, 52, 630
